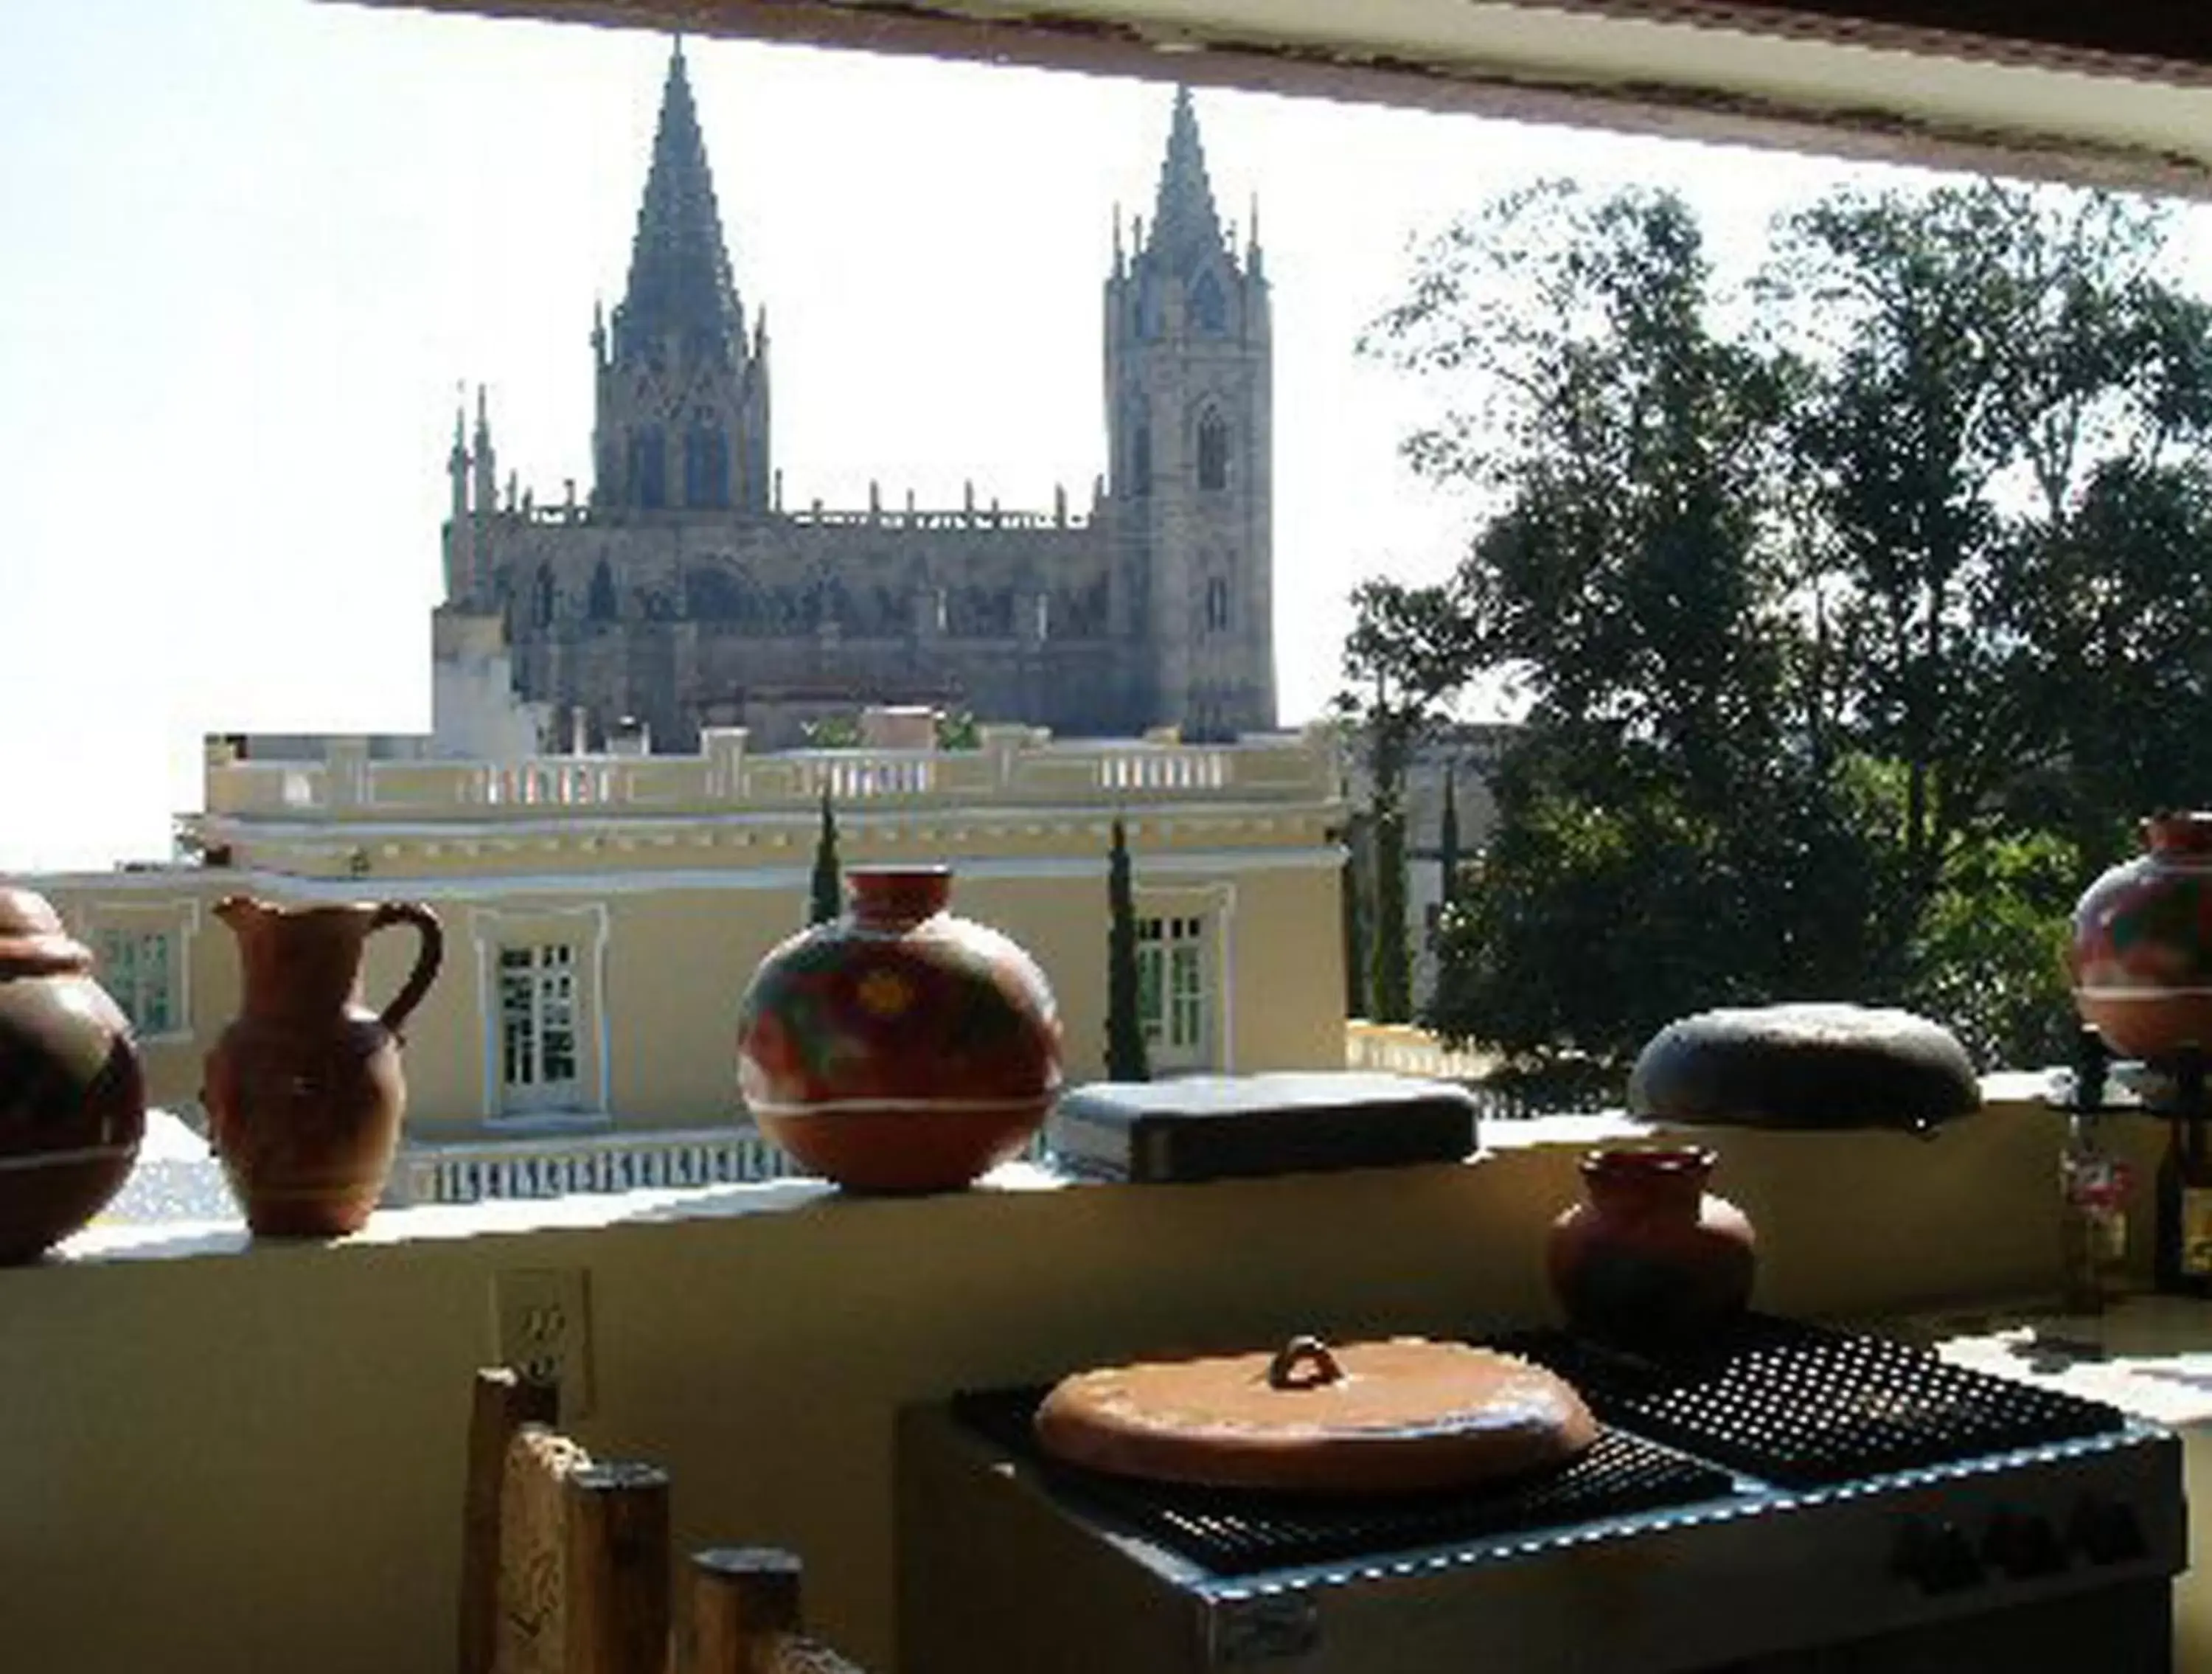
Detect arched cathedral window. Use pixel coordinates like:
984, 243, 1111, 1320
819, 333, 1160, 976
628, 427, 667, 510
1197, 411, 1229, 492
1191, 271, 1228, 335
532, 565, 556, 630
684, 419, 729, 509
587, 560, 619, 623
1129, 421, 1152, 498
1205, 575, 1230, 633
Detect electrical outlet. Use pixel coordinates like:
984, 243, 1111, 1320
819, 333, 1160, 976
493, 1267, 594, 1418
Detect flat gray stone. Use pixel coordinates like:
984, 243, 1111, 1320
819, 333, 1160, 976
1628, 1004, 1981, 1134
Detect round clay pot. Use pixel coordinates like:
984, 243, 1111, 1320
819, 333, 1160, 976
2072, 813, 2212, 1061
1546, 1145, 1756, 1352
0, 887, 147, 1262
736, 866, 1062, 1192
203, 897, 443, 1237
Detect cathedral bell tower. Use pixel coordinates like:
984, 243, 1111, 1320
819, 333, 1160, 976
1104, 88, 1275, 740
594, 41, 771, 515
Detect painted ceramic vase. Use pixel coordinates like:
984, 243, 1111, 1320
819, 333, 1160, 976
2072, 813, 2212, 1063
1547, 1145, 1756, 1352
203, 896, 443, 1237
736, 866, 1063, 1192
0, 887, 147, 1263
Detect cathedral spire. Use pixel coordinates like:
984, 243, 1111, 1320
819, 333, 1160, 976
472, 384, 496, 517
1144, 86, 1227, 278
613, 37, 743, 367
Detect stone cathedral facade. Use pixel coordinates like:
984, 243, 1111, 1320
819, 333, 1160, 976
438, 45, 1276, 752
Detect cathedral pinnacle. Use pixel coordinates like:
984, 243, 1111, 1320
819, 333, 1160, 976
613, 38, 744, 369
1145, 86, 1228, 279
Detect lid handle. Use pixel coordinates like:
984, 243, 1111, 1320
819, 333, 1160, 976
1266, 1336, 1344, 1391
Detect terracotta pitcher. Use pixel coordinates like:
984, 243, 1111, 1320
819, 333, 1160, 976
204, 897, 442, 1237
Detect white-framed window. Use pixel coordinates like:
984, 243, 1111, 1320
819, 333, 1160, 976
1135, 914, 1209, 1069
95, 928, 178, 1038
498, 943, 581, 1111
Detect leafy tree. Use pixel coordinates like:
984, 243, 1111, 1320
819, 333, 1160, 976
1105, 816, 1150, 1080
1363, 184, 1832, 1069
934, 708, 982, 750
809, 789, 842, 925
1356, 176, 2212, 1077
1335, 580, 1474, 1025
1759, 182, 2212, 911
801, 713, 863, 749
1904, 830, 2080, 1072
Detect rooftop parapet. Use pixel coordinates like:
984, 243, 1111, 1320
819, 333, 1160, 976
197, 721, 1342, 824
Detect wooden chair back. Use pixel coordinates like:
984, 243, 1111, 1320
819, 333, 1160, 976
460, 1369, 670, 1674
461, 1369, 871, 1674
686, 1549, 869, 1674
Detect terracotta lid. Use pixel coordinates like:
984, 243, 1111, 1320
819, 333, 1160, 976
0, 887, 93, 976
1034, 1335, 1597, 1496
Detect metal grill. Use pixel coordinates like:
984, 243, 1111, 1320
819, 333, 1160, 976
949, 1387, 1736, 1577
1500, 1316, 2129, 1490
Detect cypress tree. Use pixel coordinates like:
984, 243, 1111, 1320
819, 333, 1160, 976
1341, 810, 1369, 1019
1371, 795, 1411, 1023
1439, 764, 1461, 911
1368, 718, 1413, 1025
809, 788, 842, 925
1105, 816, 1150, 1080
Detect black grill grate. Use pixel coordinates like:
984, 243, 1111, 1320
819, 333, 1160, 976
1497, 1316, 2129, 1490
950, 1386, 1738, 1578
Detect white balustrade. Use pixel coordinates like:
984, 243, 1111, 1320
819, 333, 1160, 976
1093, 750, 1230, 793
392, 1125, 799, 1206
479, 761, 615, 808
1343, 1020, 1493, 1083
1340, 1021, 1533, 1121
209, 732, 1331, 824
801, 753, 938, 799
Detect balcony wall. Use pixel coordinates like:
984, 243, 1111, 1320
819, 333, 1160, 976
0, 1083, 2166, 1674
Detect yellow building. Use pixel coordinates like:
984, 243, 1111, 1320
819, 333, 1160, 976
32, 714, 1347, 1198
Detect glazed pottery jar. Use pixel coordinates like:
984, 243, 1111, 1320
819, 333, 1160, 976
1546, 1145, 1756, 1352
2072, 813, 2212, 1062
736, 866, 1062, 1192
203, 896, 442, 1237
0, 887, 146, 1262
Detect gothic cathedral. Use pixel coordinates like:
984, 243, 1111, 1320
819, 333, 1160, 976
439, 44, 1275, 751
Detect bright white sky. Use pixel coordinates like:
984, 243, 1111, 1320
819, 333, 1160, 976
4, 0, 2199, 873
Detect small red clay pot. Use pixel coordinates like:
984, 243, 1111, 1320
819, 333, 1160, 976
736, 866, 1062, 1192
0, 887, 146, 1262
203, 896, 442, 1237
1547, 1145, 1756, 1351
2072, 812, 2212, 1062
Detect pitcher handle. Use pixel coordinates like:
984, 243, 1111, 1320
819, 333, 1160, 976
369, 901, 444, 1036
